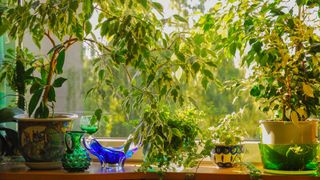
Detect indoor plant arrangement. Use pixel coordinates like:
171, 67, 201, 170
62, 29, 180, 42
0, 0, 95, 169
203, 0, 320, 172
87, 0, 219, 174
127, 105, 213, 173
209, 111, 247, 168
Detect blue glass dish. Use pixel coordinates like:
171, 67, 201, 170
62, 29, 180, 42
83, 137, 138, 169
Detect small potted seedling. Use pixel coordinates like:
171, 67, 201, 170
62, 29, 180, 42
209, 111, 247, 168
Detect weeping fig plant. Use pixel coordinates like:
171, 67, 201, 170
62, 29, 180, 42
202, 0, 320, 122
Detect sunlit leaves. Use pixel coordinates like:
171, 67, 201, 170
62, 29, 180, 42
302, 83, 314, 97
173, 14, 188, 23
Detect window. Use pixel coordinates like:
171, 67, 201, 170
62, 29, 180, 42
15, 0, 267, 139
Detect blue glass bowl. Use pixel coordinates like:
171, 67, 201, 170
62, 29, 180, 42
83, 138, 138, 169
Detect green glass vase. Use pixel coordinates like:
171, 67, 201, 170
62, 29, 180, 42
62, 131, 91, 172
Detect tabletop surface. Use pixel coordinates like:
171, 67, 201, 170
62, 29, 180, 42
0, 161, 318, 180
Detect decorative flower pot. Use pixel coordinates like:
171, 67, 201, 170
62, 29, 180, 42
259, 120, 319, 171
15, 114, 77, 169
211, 144, 244, 168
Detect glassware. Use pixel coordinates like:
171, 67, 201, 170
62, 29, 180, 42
62, 131, 91, 172
80, 115, 99, 135
83, 137, 138, 170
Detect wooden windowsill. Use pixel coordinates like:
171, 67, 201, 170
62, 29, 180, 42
0, 162, 318, 180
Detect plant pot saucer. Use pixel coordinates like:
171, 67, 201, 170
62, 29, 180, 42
263, 169, 317, 175
25, 162, 62, 170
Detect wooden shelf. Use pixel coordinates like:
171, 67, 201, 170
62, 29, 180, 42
0, 162, 318, 180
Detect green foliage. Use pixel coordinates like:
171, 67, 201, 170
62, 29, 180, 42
206, 0, 320, 121
0, 0, 93, 117
126, 105, 213, 173
0, 47, 35, 110
210, 110, 248, 146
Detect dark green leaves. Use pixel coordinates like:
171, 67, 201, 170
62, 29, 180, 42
152, 2, 163, 14
83, 0, 94, 19
94, 108, 102, 121
53, 77, 67, 87
48, 86, 55, 102
28, 89, 43, 117
175, 52, 185, 62
250, 85, 261, 97
191, 62, 200, 73
56, 49, 65, 74
202, 69, 214, 80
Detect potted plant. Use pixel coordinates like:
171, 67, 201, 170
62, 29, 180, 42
203, 0, 320, 172
0, 0, 94, 169
209, 111, 247, 168
127, 105, 213, 173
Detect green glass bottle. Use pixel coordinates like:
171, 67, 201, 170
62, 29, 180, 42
62, 131, 91, 172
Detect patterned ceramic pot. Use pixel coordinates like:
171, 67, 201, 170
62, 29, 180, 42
14, 114, 77, 169
211, 144, 244, 168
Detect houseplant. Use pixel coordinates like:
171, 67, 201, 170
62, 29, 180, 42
0, 0, 95, 169
202, 0, 320, 172
128, 105, 213, 173
87, 0, 219, 174
209, 111, 247, 168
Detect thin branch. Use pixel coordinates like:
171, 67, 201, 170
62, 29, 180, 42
84, 38, 112, 52
122, 63, 133, 83
44, 31, 56, 47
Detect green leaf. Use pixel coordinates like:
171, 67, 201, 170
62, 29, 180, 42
30, 81, 41, 94
100, 20, 109, 37
56, 49, 65, 74
173, 14, 188, 23
139, 0, 148, 8
40, 68, 47, 83
0, 19, 8, 36
171, 88, 178, 102
250, 86, 260, 97
202, 69, 214, 80
85, 21, 92, 35
98, 70, 105, 81
53, 77, 67, 87
28, 89, 43, 116
175, 52, 185, 62
147, 74, 155, 87
229, 42, 237, 56
152, 2, 163, 14
48, 86, 56, 102
253, 41, 262, 53
201, 77, 209, 89
172, 128, 183, 137
83, 0, 93, 19
94, 108, 102, 121
205, 61, 217, 67
34, 102, 49, 118
192, 62, 201, 73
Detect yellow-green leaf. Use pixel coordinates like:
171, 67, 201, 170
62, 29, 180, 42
290, 111, 299, 126
296, 107, 307, 119
302, 83, 314, 97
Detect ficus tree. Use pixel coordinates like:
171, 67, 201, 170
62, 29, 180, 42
201, 0, 320, 123
84, 0, 218, 172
